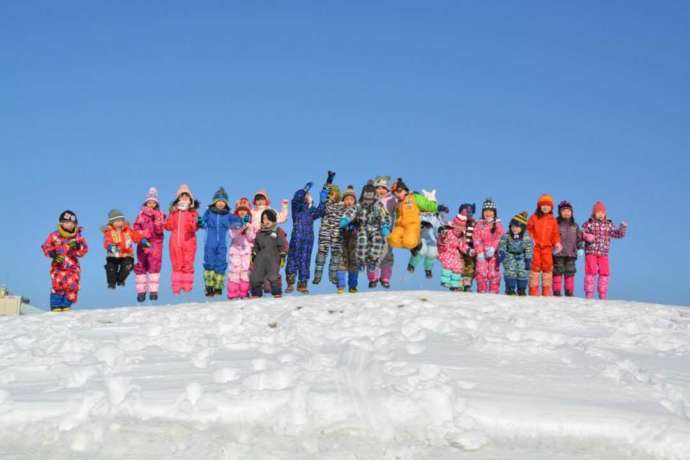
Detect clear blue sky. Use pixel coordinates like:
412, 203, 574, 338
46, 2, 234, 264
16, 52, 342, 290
2, 1, 689, 308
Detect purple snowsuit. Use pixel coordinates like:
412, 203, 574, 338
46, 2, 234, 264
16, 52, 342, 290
133, 207, 166, 294
286, 188, 326, 282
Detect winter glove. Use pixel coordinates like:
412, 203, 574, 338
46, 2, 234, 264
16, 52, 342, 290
437, 204, 449, 214
242, 215, 251, 224
577, 248, 585, 257
280, 254, 286, 268
107, 244, 118, 254
304, 182, 314, 192
485, 247, 495, 258
339, 217, 352, 229
49, 251, 65, 265
196, 216, 205, 229
476, 252, 485, 262
525, 258, 532, 271
140, 239, 151, 248
320, 188, 329, 203
468, 248, 476, 257
381, 225, 391, 237
326, 170, 336, 185
554, 243, 563, 254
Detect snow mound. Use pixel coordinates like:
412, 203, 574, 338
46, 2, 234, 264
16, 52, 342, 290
1, 292, 689, 459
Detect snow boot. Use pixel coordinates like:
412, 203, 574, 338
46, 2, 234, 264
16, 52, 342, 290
337, 288, 345, 294
149, 292, 158, 301
380, 280, 390, 289
425, 269, 433, 279
137, 292, 146, 303
349, 287, 358, 294
368, 280, 377, 289
517, 288, 527, 296
286, 273, 296, 293
312, 270, 323, 285
297, 280, 309, 294
407, 264, 415, 273
205, 286, 215, 297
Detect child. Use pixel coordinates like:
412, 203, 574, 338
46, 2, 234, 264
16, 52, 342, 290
338, 186, 360, 293
473, 198, 505, 294
457, 203, 477, 292
314, 171, 344, 288
581, 201, 627, 300
407, 212, 442, 279
200, 187, 242, 297
285, 175, 328, 294
498, 212, 534, 296
341, 182, 391, 286
527, 194, 562, 296
133, 187, 166, 302
437, 215, 468, 291
250, 189, 289, 292
369, 176, 397, 288
250, 209, 288, 298
554, 201, 584, 297
227, 198, 255, 300
164, 184, 200, 295
388, 178, 448, 251
41, 210, 89, 311
102, 209, 146, 289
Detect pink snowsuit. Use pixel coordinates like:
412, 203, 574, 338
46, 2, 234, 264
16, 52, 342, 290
133, 207, 166, 295
472, 218, 505, 294
581, 215, 627, 300
437, 224, 468, 273
165, 208, 199, 294
227, 224, 256, 299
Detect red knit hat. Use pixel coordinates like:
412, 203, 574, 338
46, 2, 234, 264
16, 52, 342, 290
592, 201, 606, 216
537, 194, 555, 208
234, 197, 252, 215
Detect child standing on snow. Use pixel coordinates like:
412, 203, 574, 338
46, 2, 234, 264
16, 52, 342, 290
553, 201, 584, 297
133, 187, 166, 302
498, 212, 534, 296
340, 182, 392, 285
250, 209, 288, 298
457, 203, 477, 292
437, 215, 469, 291
407, 211, 442, 279
473, 198, 505, 294
581, 201, 627, 300
199, 187, 242, 297
313, 171, 345, 289
250, 189, 289, 292
41, 210, 89, 311
527, 194, 562, 296
102, 209, 146, 290
164, 184, 200, 295
227, 198, 254, 300
339, 186, 360, 293
369, 176, 397, 288
285, 174, 328, 294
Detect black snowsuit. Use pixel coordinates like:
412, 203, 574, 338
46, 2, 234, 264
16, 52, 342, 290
250, 225, 288, 297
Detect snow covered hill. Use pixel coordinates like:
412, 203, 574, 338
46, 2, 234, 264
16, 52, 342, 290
0, 292, 689, 459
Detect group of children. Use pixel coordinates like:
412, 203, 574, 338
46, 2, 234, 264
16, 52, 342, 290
41, 173, 628, 311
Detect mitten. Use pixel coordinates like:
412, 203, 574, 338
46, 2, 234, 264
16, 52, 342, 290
140, 239, 151, 248
381, 225, 391, 237
326, 170, 336, 185
68, 240, 81, 251
485, 247, 495, 258
304, 182, 314, 192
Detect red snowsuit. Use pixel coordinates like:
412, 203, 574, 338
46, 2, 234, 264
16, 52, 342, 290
165, 208, 199, 294
41, 227, 89, 307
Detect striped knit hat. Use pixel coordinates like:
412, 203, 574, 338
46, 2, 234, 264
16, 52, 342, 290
510, 211, 529, 229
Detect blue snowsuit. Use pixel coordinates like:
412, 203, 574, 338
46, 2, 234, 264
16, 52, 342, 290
286, 187, 326, 282
201, 208, 242, 274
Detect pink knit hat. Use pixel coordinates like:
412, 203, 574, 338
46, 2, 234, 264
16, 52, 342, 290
176, 184, 194, 201
144, 187, 159, 206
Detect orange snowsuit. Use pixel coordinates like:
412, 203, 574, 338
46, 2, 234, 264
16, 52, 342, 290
388, 193, 439, 250
527, 194, 561, 296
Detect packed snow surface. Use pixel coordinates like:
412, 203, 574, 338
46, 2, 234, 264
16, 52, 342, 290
1, 291, 689, 459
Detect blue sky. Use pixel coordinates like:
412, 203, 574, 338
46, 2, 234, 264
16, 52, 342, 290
2, 1, 689, 308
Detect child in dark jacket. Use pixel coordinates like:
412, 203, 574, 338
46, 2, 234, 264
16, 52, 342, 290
553, 201, 584, 297
338, 186, 360, 293
250, 209, 288, 298
41, 210, 89, 311
200, 187, 242, 297
102, 209, 146, 290
285, 173, 328, 294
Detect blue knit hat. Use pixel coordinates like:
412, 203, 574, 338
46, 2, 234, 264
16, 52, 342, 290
210, 187, 230, 207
